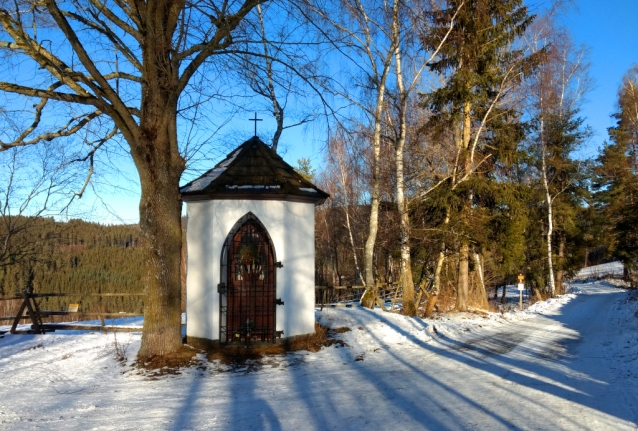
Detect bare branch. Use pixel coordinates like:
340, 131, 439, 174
87, 0, 142, 44
0, 81, 98, 105
177, 0, 267, 93
43, 0, 138, 137
1, 106, 103, 151
62, 9, 142, 71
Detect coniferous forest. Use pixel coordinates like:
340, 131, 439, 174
0, 218, 145, 316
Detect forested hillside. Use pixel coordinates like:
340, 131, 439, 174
0, 218, 145, 314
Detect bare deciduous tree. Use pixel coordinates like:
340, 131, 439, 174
386, 0, 462, 315
0, 0, 266, 358
298, 0, 401, 307
0, 145, 76, 271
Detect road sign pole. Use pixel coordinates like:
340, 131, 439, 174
517, 274, 525, 310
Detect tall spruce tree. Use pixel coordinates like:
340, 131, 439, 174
594, 66, 638, 273
526, 109, 590, 295
523, 24, 591, 296
421, 0, 537, 312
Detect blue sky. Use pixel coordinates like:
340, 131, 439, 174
74, 1, 638, 224
562, 0, 638, 157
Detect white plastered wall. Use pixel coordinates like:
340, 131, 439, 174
185, 199, 316, 342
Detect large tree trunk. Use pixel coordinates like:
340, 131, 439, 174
137, 170, 184, 358
132, 111, 185, 358
133, 14, 186, 358
455, 103, 472, 312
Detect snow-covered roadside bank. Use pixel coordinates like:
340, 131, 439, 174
0, 282, 636, 430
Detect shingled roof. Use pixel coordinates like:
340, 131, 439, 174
180, 136, 329, 205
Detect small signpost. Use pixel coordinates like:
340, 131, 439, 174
517, 274, 525, 310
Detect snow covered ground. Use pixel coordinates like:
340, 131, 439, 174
574, 261, 625, 280
1, 281, 637, 430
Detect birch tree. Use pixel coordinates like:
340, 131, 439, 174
524, 17, 591, 296
299, 0, 400, 307
385, 1, 462, 315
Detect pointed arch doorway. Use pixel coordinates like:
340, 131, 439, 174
220, 213, 277, 343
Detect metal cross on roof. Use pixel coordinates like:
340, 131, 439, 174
249, 112, 263, 136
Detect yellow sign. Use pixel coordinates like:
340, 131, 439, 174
68, 303, 79, 313
517, 274, 524, 281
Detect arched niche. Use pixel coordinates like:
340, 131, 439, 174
219, 212, 277, 343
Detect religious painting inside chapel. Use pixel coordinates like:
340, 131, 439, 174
220, 215, 276, 343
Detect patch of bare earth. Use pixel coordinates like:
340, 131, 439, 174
205, 324, 349, 372
131, 324, 351, 377
133, 345, 200, 377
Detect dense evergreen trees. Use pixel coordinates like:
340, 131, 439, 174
315, 5, 636, 313
0, 219, 145, 314
420, 0, 537, 311
594, 66, 638, 272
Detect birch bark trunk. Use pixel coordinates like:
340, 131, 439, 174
540, 114, 556, 297
393, 27, 416, 316
361, 1, 400, 308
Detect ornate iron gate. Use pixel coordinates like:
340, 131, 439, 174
220, 213, 276, 343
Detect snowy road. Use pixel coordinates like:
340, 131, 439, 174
1, 282, 637, 430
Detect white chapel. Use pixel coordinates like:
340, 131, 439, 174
180, 135, 328, 345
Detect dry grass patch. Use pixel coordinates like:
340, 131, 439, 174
134, 323, 350, 376
135, 345, 199, 375
206, 323, 347, 366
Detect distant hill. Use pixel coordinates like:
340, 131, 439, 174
0, 218, 145, 315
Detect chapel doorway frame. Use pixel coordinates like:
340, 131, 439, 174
219, 212, 277, 344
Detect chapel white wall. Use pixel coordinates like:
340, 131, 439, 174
185, 199, 316, 342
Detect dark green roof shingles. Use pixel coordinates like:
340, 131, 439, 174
180, 136, 328, 205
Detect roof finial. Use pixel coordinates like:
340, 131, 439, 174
249, 112, 263, 137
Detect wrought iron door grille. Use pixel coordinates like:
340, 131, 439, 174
220, 214, 276, 343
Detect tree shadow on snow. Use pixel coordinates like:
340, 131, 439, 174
336, 287, 637, 429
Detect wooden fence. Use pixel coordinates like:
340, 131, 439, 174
2, 282, 422, 336
0, 288, 144, 334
